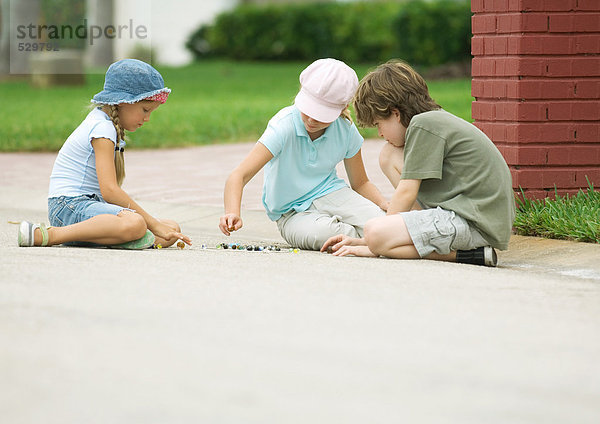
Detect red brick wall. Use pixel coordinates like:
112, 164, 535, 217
471, 0, 600, 199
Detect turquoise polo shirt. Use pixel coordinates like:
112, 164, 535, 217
259, 106, 363, 221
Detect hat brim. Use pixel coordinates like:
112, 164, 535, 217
91, 87, 171, 105
294, 90, 343, 124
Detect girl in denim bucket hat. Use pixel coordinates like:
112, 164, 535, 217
18, 59, 191, 249
220, 58, 388, 250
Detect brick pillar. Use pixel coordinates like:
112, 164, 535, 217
471, 0, 600, 199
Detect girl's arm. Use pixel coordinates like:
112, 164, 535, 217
220, 142, 273, 236
343, 148, 388, 211
92, 138, 191, 245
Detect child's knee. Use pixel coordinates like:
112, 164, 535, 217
379, 143, 397, 170
379, 143, 404, 175
364, 218, 387, 255
119, 211, 147, 240
378, 146, 392, 171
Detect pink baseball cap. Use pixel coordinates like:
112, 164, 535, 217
294, 58, 359, 123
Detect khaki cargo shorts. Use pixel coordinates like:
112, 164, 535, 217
400, 206, 488, 257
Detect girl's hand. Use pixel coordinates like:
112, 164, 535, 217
219, 213, 243, 236
320, 234, 366, 253
150, 221, 192, 246
332, 245, 377, 257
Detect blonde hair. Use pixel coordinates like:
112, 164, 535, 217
340, 106, 352, 123
95, 104, 126, 186
353, 60, 440, 128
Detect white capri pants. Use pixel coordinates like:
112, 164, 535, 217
276, 187, 385, 250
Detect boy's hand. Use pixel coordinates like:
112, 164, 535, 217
219, 213, 243, 236
320, 234, 366, 253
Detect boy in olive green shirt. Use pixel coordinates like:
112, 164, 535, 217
321, 60, 515, 266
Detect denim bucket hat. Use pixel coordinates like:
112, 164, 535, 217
91, 59, 171, 105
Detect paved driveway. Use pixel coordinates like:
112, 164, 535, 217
1, 142, 599, 423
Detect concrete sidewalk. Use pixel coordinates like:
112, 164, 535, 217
1, 142, 600, 423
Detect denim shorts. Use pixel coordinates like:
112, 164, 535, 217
401, 206, 488, 257
48, 194, 132, 227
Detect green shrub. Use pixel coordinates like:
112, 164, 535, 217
393, 0, 472, 66
186, 0, 471, 65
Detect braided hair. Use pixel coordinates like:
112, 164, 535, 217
107, 104, 126, 186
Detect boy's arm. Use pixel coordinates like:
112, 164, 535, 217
343, 149, 388, 211
387, 179, 421, 215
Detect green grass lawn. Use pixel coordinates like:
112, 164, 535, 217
0, 60, 473, 152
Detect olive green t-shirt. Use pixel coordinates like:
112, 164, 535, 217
401, 110, 515, 250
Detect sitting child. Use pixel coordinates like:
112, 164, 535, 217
321, 60, 515, 266
18, 59, 190, 249
219, 58, 387, 250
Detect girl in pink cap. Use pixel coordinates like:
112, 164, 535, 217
18, 59, 191, 249
220, 58, 388, 250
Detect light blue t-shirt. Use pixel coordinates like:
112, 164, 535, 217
259, 106, 363, 221
48, 107, 124, 199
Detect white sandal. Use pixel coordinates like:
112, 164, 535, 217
18, 221, 49, 247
